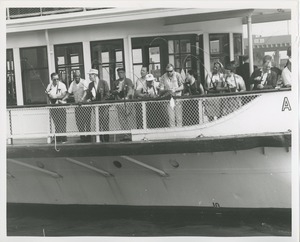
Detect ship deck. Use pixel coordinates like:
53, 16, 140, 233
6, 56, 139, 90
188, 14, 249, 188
7, 132, 291, 158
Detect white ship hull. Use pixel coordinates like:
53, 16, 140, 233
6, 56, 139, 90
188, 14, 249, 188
7, 134, 291, 209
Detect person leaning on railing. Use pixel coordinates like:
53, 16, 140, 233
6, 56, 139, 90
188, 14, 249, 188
82, 68, 110, 142
61, 70, 92, 143
183, 69, 205, 96
224, 63, 246, 93
112, 68, 136, 141
137, 73, 160, 129
158, 63, 184, 128
45, 72, 67, 143
204, 61, 225, 121
249, 55, 278, 90
223, 63, 246, 115
236, 55, 258, 91
281, 46, 291, 88
182, 69, 204, 126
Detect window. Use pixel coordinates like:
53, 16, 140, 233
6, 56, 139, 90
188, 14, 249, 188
233, 33, 243, 65
132, 34, 197, 81
54, 43, 84, 89
131, 37, 166, 82
132, 48, 143, 83
7, 49, 16, 106
168, 38, 194, 74
209, 33, 230, 69
20, 46, 49, 105
91, 39, 124, 88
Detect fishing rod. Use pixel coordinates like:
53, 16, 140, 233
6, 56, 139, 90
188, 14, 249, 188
21, 58, 48, 91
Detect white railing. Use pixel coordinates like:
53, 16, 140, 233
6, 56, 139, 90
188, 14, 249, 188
7, 92, 266, 143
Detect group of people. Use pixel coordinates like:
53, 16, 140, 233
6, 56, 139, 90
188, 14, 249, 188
45, 48, 292, 143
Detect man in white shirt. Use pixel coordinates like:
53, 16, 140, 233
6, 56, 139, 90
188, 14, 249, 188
61, 70, 91, 142
281, 47, 291, 88
159, 64, 184, 127
135, 66, 152, 98
45, 72, 67, 143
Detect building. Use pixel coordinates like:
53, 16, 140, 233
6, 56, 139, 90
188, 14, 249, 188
243, 35, 291, 68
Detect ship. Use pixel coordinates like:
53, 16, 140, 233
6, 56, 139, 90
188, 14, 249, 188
6, 7, 294, 213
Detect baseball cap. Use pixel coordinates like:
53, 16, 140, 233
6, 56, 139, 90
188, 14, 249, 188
146, 74, 155, 81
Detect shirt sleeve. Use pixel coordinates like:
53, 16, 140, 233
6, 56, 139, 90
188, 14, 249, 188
281, 68, 290, 86
83, 80, 91, 91
68, 82, 74, 94
46, 83, 52, 93
176, 72, 184, 86
158, 76, 165, 90
60, 82, 67, 93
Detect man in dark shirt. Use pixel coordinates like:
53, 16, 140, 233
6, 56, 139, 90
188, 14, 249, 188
236, 55, 258, 91
113, 68, 135, 141
83, 68, 110, 142
249, 55, 278, 90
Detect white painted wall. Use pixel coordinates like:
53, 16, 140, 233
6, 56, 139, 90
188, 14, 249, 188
7, 18, 242, 48
7, 17, 243, 101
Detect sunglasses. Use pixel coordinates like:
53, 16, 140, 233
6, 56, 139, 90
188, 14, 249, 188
167, 70, 173, 73
52, 78, 59, 80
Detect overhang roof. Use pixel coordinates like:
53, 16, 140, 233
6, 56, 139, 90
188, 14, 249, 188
6, 8, 291, 33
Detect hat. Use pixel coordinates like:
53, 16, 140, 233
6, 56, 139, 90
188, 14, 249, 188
88, 69, 98, 75
146, 74, 155, 81
224, 63, 235, 72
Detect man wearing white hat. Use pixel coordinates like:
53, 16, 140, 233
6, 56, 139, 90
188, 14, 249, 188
135, 73, 159, 99
82, 68, 110, 142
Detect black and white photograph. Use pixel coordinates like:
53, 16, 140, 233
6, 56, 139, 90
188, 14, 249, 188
2, 0, 299, 241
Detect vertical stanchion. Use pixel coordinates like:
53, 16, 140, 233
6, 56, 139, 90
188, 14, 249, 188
95, 104, 100, 143
47, 107, 52, 144
8, 110, 13, 145
142, 101, 147, 130
199, 98, 204, 124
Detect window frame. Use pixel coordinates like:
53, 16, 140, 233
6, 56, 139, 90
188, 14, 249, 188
90, 39, 125, 88
20, 46, 50, 105
54, 42, 85, 89
6, 49, 17, 106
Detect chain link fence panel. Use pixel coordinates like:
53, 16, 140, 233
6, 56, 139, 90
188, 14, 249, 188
7, 93, 261, 140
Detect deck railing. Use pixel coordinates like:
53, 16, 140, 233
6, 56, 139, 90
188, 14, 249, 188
6, 92, 263, 144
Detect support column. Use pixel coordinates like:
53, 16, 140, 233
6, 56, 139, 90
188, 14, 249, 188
13, 48, 23, 105
247, 14, 254, 76
82, 41, 92, 81
124, 36, 133, 81
45, 30, 55, 76
203, 33, 210, 76
229, 32, 234, 62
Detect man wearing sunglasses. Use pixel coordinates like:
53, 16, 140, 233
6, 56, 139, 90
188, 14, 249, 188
159, 64, 184, 127
45, 72, 67, 143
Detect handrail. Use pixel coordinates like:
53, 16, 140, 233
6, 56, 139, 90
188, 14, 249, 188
6, 90, 292, 143
6, 88, 291, 109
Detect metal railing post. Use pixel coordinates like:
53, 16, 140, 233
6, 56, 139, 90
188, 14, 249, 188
199, 98, 204, 124
95, 105, 100, 143
7, 110, 13, 144
47, 107, 52, 143
142, 101, 147, 129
